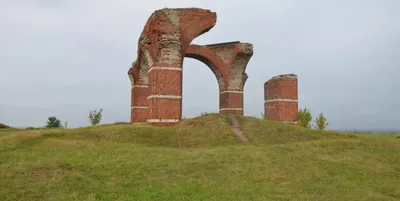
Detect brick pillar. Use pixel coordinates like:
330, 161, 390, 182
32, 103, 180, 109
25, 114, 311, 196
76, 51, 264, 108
219, 90, 244, 115
131, 84, 148, 124
147, 65, 182, 126
264, 74, 298, 123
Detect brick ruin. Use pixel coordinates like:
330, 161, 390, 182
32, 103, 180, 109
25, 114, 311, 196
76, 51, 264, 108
128, 7, 298, 126
264, 74, 298, 124
128, 8, 253, 126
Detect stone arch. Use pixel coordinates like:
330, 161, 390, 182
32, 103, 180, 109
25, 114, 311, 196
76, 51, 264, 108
185, 44, 227, 92
128, 8, 254, 125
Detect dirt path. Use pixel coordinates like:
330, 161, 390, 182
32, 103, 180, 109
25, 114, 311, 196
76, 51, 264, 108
228, 114, 249, 144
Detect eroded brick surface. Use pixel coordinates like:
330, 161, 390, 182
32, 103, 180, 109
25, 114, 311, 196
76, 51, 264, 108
127, 8, 254, 126
132, 87, 148, 107
264, 74, 298, 123
264, 102, 298, 122
131, 109, 148, 123
147, 98, 181, 120
265, 74, 298, 100
220, 92, 243, 110
149, 69, 182, 96
131, 84, 148, 123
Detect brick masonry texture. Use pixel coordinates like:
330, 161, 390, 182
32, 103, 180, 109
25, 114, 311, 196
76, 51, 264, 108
131, 108, 148, 123
264, 102, 298, 122
130, 87, 148, 123
264, 74, 299, 123
127, 8, 254, 126
147, 98, 181, 120
220, 92, 244, 115
149, 69, 182, 96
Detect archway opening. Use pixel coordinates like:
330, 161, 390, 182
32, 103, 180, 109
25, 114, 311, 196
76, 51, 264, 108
182, 58, 220, 118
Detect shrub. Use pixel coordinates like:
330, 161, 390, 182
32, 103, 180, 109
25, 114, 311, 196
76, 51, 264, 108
315, 113, 329, 130
298, 107, 312, 128
89, 108, 103, 126
45, 116, 63, 128
200, 112, 209, 116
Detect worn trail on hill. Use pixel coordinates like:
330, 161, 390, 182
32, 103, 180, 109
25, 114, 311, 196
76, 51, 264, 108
228, 114, 249, 143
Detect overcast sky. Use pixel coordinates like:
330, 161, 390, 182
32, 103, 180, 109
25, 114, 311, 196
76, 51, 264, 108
0, 0, 399, 130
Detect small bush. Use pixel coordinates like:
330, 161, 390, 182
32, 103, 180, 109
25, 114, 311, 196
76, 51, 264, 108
89, 108, 103, 126
200, 112, 208, 116
315, 113, 329, 130
298, 107, 312, 128
0, 123, 10, 129
45, 116, 63, 128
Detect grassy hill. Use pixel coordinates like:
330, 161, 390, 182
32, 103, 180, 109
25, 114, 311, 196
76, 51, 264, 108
0, 114, 399, 201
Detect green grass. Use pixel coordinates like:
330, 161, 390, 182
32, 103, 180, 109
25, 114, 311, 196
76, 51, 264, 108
1, 114, 399, 201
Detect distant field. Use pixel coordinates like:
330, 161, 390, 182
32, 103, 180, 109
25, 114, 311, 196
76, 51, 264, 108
1, 114, 399, 201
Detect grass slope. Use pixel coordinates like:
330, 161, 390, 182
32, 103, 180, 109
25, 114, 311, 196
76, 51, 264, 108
0, 114, 399, 201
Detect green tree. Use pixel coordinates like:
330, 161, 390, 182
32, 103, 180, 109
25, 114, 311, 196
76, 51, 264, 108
64, 121, 68, 128
315, 113, 328, 130
45, 116, 63, 128
298, 107, 312, 128
89, 108, 103, 126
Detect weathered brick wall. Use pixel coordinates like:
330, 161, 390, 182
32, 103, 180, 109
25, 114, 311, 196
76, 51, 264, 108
128, 8, 253, 126
264, 74, 298, 123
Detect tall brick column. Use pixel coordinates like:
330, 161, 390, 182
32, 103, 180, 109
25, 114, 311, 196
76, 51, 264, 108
264, 74, 298, 123
219, 43, 253, 115
147, 65, 182, 126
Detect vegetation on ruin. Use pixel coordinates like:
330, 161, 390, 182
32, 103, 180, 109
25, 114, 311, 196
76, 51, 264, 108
1, 114, 399, 201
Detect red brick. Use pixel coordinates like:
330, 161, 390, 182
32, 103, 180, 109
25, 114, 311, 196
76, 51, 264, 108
219, 92, 243, 110
131, 87, 148, 107
148, 69, 182, 96
127, 8, 254, 126
147, 98, 181, 120
264, 102, 298, 121
131, 109, 148, 123
264, 74, 298, 123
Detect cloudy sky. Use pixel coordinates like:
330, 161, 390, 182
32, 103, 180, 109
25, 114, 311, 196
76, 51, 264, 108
0, 0, 399, 130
